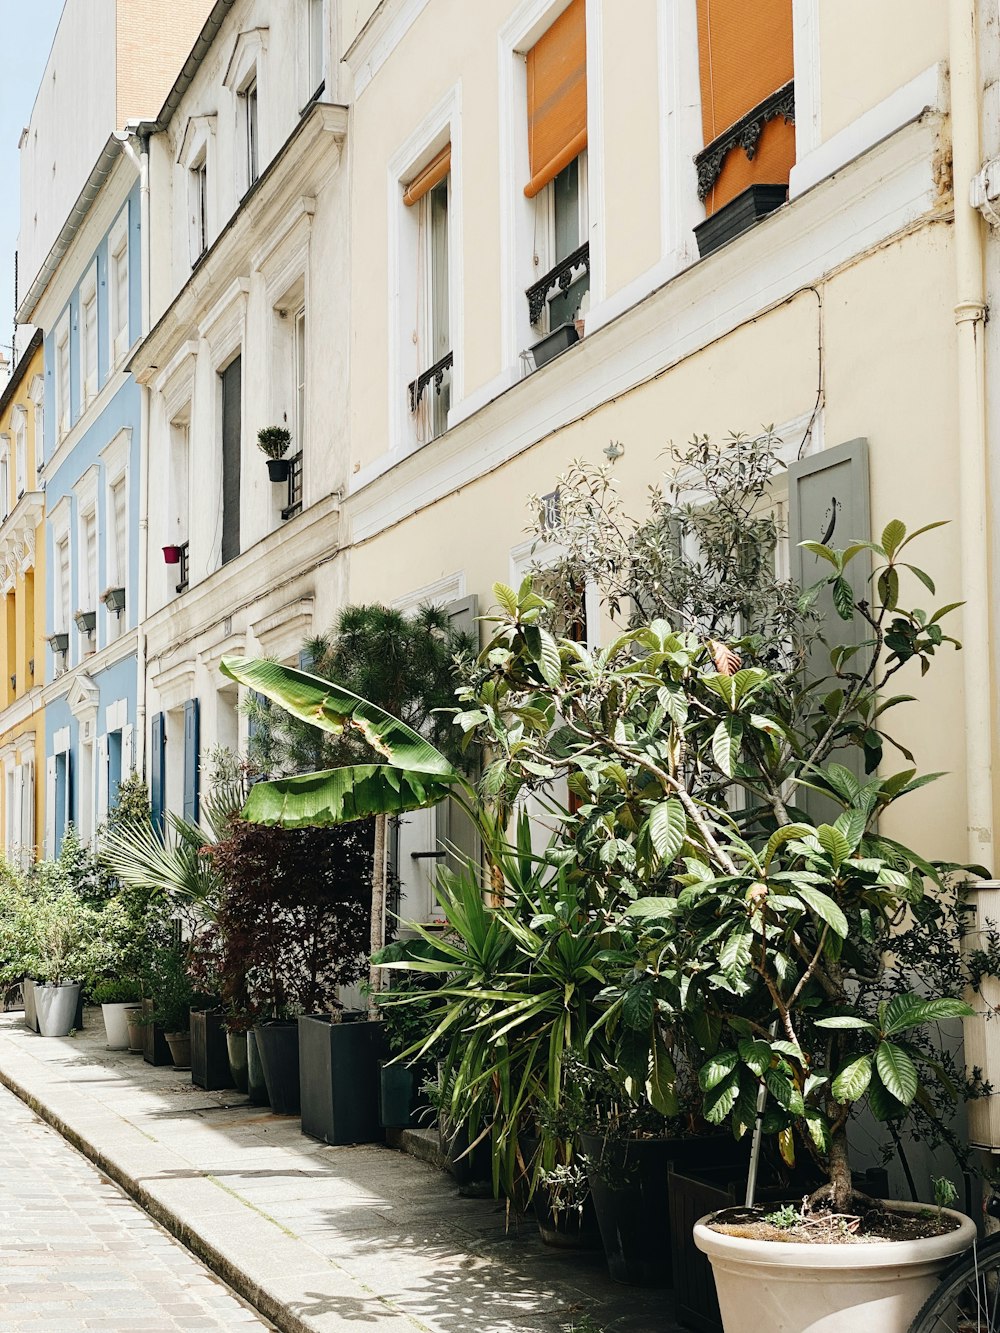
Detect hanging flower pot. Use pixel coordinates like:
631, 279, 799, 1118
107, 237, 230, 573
267, 457, 291, 483
162, 544, 181, 565
102, 586, 126, 614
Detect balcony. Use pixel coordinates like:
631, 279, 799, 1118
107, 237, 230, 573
281, 452, 303, 521
526, 242, 590, 327
175, 541, 190, 595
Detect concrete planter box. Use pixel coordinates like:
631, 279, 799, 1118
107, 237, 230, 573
299, 1016, 385, 1145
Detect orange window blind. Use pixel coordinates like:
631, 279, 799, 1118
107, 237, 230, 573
696, 0, 795, 215
524, 0, 587, 199
403, 144, 451, 208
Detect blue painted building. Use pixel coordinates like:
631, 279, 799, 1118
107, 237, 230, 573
34, 152, 143, 854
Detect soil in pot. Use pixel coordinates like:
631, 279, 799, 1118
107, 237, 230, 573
124, 1007, 143, 1052
694, 1201, 976, 1333
582, 1131, 747, 1286
35, 982, 83, 1038
255, 1021, 300, 1115
165, 1031, 192, 1069
226, 1030, 249, 1094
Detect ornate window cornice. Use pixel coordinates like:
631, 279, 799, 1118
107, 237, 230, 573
694, 80, 795, 203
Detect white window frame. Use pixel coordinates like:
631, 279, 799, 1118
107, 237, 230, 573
28, 374, 44, 473
108, 210, 130, 367
80, 261, 99, 407
11, 408, 27, 501
224, 28, 269, 199
49, 498, 72, 670
54, 312, 71, 441
75, 466, 100, 659
531, 150, 590, 337
102, 429, 130, 638
178, 115, 217, 268
387, 86, 464, 459
305, 0, 326, 101
240, 71, 260, 192
0, 439, 9, 523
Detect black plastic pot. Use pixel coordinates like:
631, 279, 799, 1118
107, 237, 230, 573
581, 1132, 748, 1286
379, 1063, 417, 1129
254, 1021, 300, 1115
441, 1120, 494, 1198
266, 457, 291, 483
141, 998, 173, 1066
246, 1029, 270, 1106
531, 320, 580, 369
190, 1009, 234, 1091
299, 1015, 386, 1144
694, 183, 788, 258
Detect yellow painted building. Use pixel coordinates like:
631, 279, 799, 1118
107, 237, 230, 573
0, 332, 47, 863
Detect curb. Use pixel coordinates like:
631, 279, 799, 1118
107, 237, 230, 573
0, 1061, 312, 1333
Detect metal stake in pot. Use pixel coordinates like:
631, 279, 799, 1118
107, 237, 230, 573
745, 1021, 778, 1208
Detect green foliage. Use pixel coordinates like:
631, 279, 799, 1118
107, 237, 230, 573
256, 425, 291, 459
92, 978, 140, 1005
932, 1176, 958, 1214
143, 946, 194, 1033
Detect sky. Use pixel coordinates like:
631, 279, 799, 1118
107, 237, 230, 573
0, 1, 65, 366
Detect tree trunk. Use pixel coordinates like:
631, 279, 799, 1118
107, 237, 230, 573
367, 812, 387, 1018
827, 1123, 853, 1213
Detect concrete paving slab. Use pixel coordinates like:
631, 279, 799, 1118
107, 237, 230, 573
0, 1012, 683, 1333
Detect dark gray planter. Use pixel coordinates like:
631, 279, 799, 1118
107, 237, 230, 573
299, 1016, 386, 1145
254, 1021, 300, 1115
531, 320, 579, 369
379, 1063, 417, 1129
190, 1009, 234, 1091
246, 1029, 269, 1106
141, 998, 174, 1066
226, 1030, 249, 1094
694, 183, 788, 258
266, 457, 291, 483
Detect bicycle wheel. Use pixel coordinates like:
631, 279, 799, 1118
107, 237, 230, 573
909, 1236, 1000, 1332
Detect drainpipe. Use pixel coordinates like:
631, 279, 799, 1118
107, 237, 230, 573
114, 126, 151, 778
950, 0, 994, 871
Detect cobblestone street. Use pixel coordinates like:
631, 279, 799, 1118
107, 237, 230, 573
0, 1084, 271, 1332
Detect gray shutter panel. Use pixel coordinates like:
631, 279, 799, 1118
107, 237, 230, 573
150, 713, 166, 833
221, 356, 242, 565
438, 594, 481, 875
183, 698, 200, 823
787, 439, 871, 811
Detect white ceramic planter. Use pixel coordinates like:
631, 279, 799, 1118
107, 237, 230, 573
101, 1002, 137, 1050
694, 1202, 976, 1333
35, 982, 82, 1038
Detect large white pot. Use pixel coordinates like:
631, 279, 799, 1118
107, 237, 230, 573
35, 982, 83, 1038
694, 1201, 976, 1333
101, 1001, 137, 1050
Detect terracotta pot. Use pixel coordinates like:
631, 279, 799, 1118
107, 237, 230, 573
165, 1031, 192, 1069
693, 1201, 976, 1333
124, 1006, 143, 1052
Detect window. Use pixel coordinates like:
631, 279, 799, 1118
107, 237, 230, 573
294, 307, 306, 450
307, 0, 325, 96
56, 535, 70, 635
109, 477, 127, 589
81, 509, 97, 612
243, 76, 259, 188
168, 415, 190, 567
404, 149, 452, 443
694, 0, 794, 236
0, 445, 9, 522
29, 375, 44, 472
81, 265, 99, 407
55, 318, 71, 439
12, 410, 26, 499
220, 356, 242, 565
192, 158, 209, 260
109, 213, 130, 365
524, 0, 590, 338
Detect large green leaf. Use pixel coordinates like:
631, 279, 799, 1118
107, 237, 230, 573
875, 1041, 919, 1105
648, 799, 686, 863
882, 995, 974, 1037
831, 1055, 872, 1103
221, 657, 457, 777
221, 656, 462, 826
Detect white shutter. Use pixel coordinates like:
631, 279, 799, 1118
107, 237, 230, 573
122, 724, 134, 776
44, 757, 56, 858
11, 767, 22, 860
96, 735, 109, 828
21, 763, 34, 865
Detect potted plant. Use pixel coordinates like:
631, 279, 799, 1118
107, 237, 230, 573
74, 608, 96, 635
162, 544, 182, 565
101, 586, 126, 615
47, 631, 69, 655
29, 888, 97, 1038
257, 425, 292, 482
124, 1005, 143, 1052
92, 978, 140, 1050
376, 962, 436, 1130
144, 945, 195, 1069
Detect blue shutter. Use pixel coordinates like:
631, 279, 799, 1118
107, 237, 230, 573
183, 698, 200, 823
150, 713, 166, 833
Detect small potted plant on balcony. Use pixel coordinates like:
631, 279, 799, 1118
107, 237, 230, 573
74, 609, 96, 635
162, 543, 182, 565
258, 425, 292, 483
102, 586, 126, 615
47, 631, 69, 656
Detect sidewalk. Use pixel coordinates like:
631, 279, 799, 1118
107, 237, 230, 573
0, 1013, 681, 1333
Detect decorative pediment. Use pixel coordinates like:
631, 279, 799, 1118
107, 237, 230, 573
66, 671, 100, 725
223, 27, 269, 93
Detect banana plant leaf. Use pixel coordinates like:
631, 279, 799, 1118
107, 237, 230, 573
221, 655, 465, 826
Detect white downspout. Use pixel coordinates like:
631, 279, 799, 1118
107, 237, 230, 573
950, 0, 994, 870
114, 127, 151, 778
